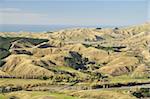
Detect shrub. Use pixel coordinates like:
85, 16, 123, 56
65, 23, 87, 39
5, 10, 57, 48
132, 88, 150, 98
132, 91, 143, 98
9, 96, 19, 99
96, 27, 102, 30
40, 76, 49, 80
0, 60, 5, 67
64, 51, 88, 70
114, 27, 119, 30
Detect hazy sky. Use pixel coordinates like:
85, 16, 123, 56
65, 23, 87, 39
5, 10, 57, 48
0, 0, 149, 26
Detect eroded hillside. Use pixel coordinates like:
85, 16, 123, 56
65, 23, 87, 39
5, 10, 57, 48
0, 23, 150, 82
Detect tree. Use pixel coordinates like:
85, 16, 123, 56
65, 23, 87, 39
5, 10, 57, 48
64, 51, 88, 70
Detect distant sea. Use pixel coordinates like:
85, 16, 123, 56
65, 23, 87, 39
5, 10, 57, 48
0, 24, 117, 32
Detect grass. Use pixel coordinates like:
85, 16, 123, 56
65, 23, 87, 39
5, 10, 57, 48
0, 89, 138, 99
109, 75, 150, 83
0, 91, 80, 99
0, 78, 51, 86
68, 90, 136, 99
0, 95, 6, 99
53, 66, 89, 78
0, 74, 149, 87
0, 36, 49, 67
30, 91, 79, 99
74, 74, 150, 89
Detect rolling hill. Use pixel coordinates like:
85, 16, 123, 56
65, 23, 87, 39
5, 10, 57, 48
0, 23, 149, 80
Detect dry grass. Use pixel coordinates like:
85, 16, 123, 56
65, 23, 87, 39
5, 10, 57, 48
69, 90, 136, 99
0, 78, 51, 86
0, 23, 149, 89
0, 91, 79, 99
2, 54, 54, 77
98, 56, 139, 76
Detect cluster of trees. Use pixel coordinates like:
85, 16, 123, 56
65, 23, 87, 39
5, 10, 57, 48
96, 27, 119, 30
64, 51, 101, 70
0, 36, 49, 67
132, 88, 150, 98
0, 85, 22, 93
0, 75, 52, 80
63, 51, 109, 82
64, 51, 88, 70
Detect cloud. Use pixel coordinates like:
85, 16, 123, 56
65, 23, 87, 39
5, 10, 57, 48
2, 0, 147, 1
0, 7, 105, 25
0, 8, 52, 25
0, 12, 51, 25
148, 0, 150, 21
0, 8, 21, 12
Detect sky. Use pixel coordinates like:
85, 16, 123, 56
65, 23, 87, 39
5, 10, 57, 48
0, 0, 149, 26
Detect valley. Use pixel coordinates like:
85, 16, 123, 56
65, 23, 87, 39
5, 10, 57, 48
0, 23, 150, 99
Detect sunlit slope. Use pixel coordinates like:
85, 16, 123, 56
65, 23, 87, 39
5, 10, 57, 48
0, 23, 150, 79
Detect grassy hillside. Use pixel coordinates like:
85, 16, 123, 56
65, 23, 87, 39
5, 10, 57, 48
0, 91, 79, 99
0, 23, 150, 99
0, 36, 48, 67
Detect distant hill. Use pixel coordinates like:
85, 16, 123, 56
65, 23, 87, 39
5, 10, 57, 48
0, 23, 150, 80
